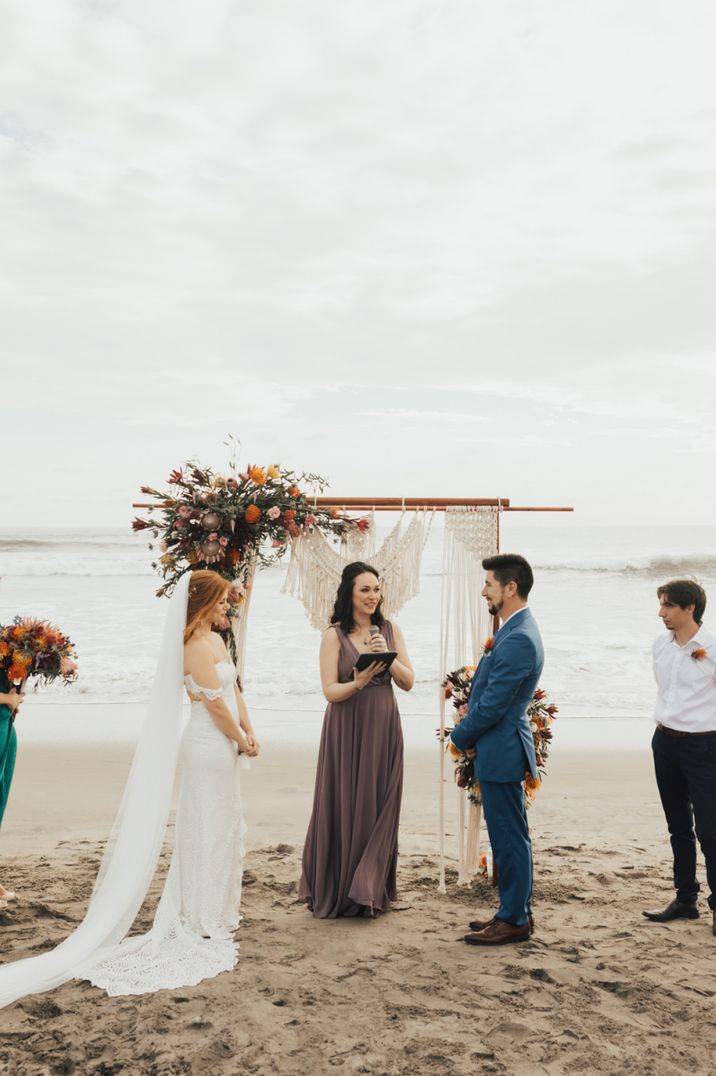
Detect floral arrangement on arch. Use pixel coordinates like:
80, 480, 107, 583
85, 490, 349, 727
442, 662, 558, 808
132, 446, 370, 598
0, 618, 78, 695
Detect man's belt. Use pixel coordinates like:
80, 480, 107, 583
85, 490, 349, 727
657, 722, 716, 738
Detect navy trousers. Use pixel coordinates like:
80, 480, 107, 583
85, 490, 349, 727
652, 727, 716, 910
480, 780, 533, 927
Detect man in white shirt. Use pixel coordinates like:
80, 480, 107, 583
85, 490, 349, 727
643, 579, 716, 934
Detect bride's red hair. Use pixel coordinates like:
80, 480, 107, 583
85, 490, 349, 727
184, 570, 231, 644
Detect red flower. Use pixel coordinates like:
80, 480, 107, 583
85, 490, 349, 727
533, 688, 546, 700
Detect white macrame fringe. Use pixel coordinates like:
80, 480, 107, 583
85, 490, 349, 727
438, 506, 498, 891
230, 555, 257, 682
283, 509, 434, 630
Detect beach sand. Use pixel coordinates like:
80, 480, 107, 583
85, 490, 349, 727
1, 729, 715, 1075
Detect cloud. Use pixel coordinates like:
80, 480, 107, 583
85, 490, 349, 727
1, 1, 716, 526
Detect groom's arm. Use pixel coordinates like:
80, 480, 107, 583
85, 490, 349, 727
450, 634, 535, 750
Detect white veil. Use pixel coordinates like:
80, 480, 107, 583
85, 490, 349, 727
0, 574, 190, 1008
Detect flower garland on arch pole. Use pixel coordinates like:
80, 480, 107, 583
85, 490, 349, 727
132, 443, 369, 675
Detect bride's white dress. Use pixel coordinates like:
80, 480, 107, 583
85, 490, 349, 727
82, 661, 247, 996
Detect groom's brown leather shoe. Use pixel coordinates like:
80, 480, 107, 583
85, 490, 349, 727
464, 919, 530, 945
469, 913, 534, 935
642, 899, 699, 923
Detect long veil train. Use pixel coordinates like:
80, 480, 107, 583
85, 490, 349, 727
0, 575, 190, 1008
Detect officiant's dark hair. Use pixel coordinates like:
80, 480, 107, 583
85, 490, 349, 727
331, 562, 385, 633
657, 579, 706, 625
482, 553, 534, 599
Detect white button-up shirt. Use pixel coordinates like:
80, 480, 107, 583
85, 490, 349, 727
653, 625, 716, 732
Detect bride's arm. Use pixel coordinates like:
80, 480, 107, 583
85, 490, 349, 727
185, 645, 251, 753
233, 684, 259, 754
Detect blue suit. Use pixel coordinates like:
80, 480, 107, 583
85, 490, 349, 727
450, 607, 544, 926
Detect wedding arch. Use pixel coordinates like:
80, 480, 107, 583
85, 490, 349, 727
134, 461, 571, 890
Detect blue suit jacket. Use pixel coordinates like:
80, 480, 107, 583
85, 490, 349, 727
450, 608, 544, 783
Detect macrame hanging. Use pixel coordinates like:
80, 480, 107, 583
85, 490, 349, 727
438, 506, 499, 891
283, 508, 434, 631
229, 555, 258, 683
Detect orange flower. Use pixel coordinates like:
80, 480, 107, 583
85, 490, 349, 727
249, 466, 266, 486
448, 741, 462, 759
267, 465, 280, 479
226, 548, 243, 567
13, 652, 32, 668
283, 509, 296, 522
524, 774, 541, 800
244, 504, 261, 524
8, 663, 27, 683
288, 485, 300, 498
483, 637, 494, 653
692, 647, 707, 661
0, 642, 9, 658
330, 506, 340, 518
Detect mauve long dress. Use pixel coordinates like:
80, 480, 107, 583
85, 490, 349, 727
299, 621, 404, 918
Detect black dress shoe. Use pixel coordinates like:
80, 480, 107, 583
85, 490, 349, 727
469, 913, 534, 935
642, 898, 699, 922
712, 910, 716, 936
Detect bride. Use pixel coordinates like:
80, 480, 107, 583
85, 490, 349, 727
0, 569, 258, 1004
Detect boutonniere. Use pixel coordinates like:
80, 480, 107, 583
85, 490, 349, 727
483, 637, 494, 654
691, 647, 707, 661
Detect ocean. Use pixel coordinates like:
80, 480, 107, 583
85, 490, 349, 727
1, 521, 715, 745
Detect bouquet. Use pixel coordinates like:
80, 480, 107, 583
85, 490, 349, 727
0, 618, 78, 696
442, 662, 558, 807
133, 446, 369, 597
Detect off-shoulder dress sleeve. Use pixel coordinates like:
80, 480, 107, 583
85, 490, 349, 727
184, 674, 223, 701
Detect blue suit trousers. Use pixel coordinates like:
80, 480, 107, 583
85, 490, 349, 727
480, 780, 533, 926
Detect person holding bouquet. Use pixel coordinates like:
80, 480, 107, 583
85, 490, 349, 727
0, 682, 24, 907
299, 561, 414, 918
0, 619, 77, 909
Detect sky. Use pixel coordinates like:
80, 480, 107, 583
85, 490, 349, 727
2, 0, 716, 528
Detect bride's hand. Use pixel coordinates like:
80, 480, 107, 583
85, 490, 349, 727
246, 734, 260, 757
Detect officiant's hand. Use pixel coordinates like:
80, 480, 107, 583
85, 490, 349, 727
367, 632, 388, 652
352, 662, 382, 690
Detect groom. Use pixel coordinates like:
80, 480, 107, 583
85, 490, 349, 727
450, 553, 544, 945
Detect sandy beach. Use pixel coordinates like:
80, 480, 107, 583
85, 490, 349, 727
1, 723, 715, 1076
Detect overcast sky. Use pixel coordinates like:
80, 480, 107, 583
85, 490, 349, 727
2, 0, 716, 528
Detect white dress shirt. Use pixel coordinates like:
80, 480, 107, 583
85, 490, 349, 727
498, 606, 528, 630
653, 625, 716, 732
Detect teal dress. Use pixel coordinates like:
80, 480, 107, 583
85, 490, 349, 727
0, 674, 17, 830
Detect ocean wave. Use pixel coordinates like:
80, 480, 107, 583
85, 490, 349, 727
534, 553, 716, 577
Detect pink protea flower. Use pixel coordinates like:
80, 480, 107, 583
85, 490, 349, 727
267, 506, 281, 520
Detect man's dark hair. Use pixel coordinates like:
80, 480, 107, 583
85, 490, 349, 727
482, 553, 534, 599
656, 579, 706, 625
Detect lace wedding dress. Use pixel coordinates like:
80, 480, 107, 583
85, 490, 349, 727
82, 661, 247, 995
0, 577, 247, 1007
